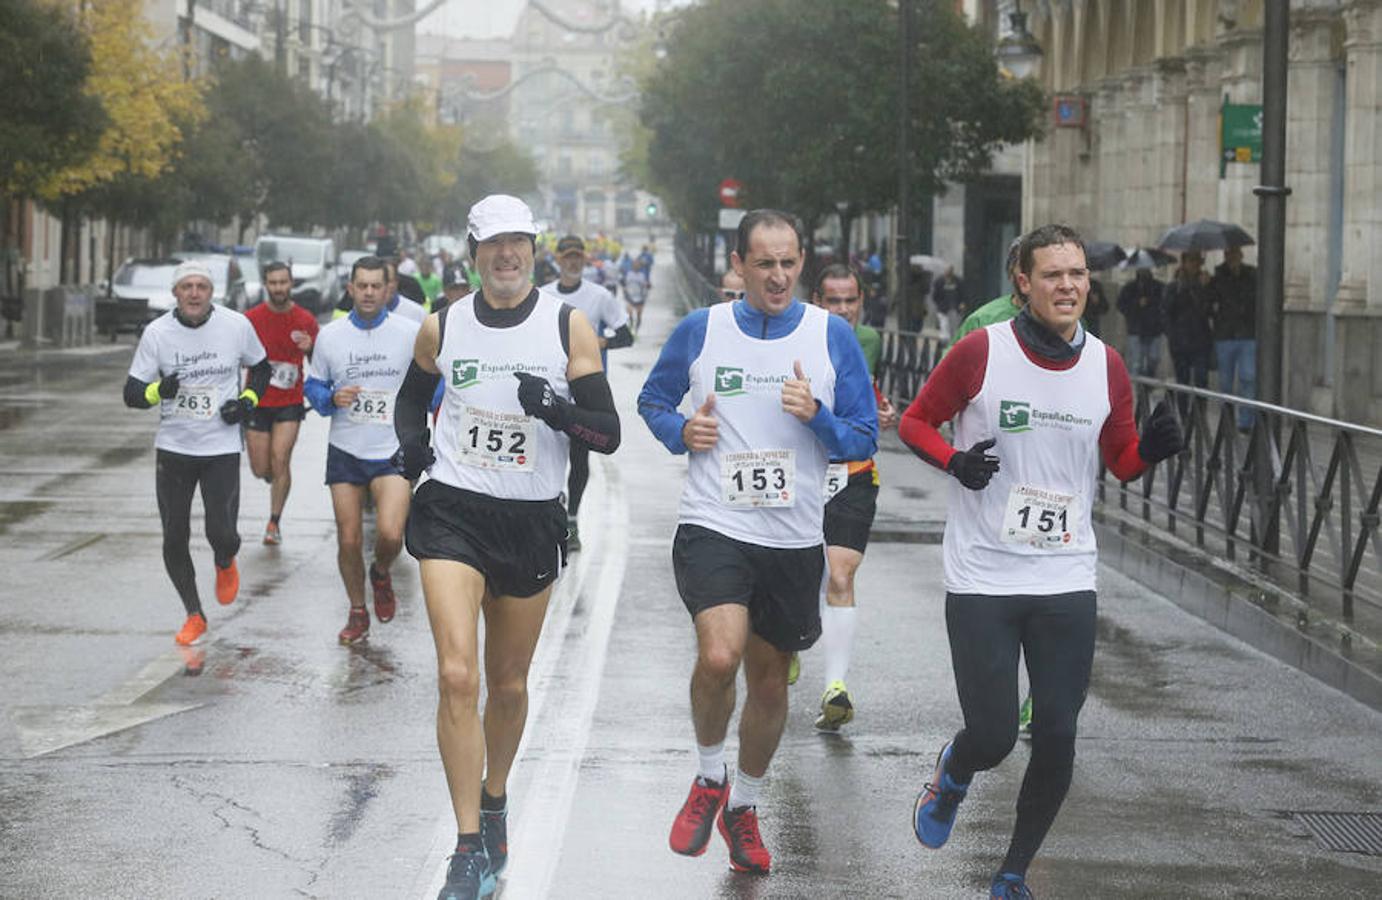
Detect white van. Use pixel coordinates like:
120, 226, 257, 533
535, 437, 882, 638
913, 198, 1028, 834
253, 234, 338, 313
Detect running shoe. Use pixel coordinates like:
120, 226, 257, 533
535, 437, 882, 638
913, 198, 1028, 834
480, 803, 507, 881
174, 613, 207, 646
338, 607, 370, 645
717, 804, 771, 874
437, 848, 491, 900
913, 741, 969, 848
214, 558, 239, 605
786, 652, 800, 686
567, 519, 581, 553
668, 771, 728, 856
262, 521, 281, 546
1018, 693, 1033, 739
990, 872, 1034, 899
370, 564, 396, 623
814, 680, 854, 731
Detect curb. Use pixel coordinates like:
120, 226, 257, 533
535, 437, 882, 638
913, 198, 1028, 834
1094, 515, 1382, 714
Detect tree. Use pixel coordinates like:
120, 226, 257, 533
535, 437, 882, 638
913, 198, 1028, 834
0, 0, 105, 297
437, 139, 540, 233
637, 0, 1044, 244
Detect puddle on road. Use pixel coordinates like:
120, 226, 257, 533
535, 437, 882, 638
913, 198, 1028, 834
1091, 615, 1210, 719
93, 439, 148, 469
0, 499, 53, 535
326, 763, 394, 844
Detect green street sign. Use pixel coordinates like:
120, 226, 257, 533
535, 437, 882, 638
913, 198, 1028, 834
1220, 98, 1263, 176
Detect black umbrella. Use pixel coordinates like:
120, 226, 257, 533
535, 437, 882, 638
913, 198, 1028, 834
1118, 247, 1176, 269
1084, 240, 1127, 271
1155, 219, 1255, 252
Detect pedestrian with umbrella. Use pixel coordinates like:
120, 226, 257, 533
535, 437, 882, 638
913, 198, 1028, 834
1116, 265, 1166, 378
1164, 251, 1214, 412
1210, 245, 1258, 431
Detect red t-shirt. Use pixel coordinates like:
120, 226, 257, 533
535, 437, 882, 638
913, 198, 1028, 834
246, 302, 319, 407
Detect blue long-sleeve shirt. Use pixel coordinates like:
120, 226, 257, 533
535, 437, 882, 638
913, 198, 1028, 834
638, 299, 878, 459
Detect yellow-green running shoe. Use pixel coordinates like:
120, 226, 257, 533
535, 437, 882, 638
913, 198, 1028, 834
787, 652, 800, 686
1018, 693, 1033, 739
814, 680, 854, 731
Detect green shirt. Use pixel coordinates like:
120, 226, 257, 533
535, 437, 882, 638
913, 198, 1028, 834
855, 322, 881, 376
944, 294, 1021, 357
417, 273, 442, 305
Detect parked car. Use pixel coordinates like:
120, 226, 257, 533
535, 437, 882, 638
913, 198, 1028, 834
103, 253, 247, 332
254, 234, 338, 313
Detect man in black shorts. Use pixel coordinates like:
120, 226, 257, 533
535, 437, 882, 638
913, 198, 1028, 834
392, 195, 621, 899
245, 261, 318, 544
808, 263, 897, 731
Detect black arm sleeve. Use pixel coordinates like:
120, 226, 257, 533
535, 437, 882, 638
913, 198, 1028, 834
395, 361, 441, 447
604, 324, 634, 350
124, 376, 154, 409
245, 358, 271, 400
564, 372, 621, 454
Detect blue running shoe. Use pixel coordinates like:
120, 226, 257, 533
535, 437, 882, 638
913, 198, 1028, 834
990, 872, 1034, 899
438, 849, 490, 900
913, 741, 969, 848
480, 804, 507, 882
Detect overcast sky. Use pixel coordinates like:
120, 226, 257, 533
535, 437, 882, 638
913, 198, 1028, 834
419, 0, 679, 40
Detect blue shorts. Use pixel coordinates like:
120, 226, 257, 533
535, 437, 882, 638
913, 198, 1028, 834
325, 443, 403, 486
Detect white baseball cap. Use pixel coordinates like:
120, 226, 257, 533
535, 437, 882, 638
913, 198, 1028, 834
172, 259, 214, 288
467, 194, 538, 242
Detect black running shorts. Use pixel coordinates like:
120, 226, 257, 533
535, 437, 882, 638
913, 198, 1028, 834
246, 403, 306, 432
405, 479, 568, 599
672, 523, 825, 652
823, 473, 879, 553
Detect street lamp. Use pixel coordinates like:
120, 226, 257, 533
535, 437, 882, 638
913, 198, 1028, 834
995, 1, 1043, 80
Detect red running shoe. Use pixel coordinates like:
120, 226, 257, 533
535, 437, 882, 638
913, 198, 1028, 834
370, 564, 396, 623
338, 607, 370, 645
668, 772, 728, 856
718, 805, 771, 874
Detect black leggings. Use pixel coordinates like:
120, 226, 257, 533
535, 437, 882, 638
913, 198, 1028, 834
566, 440, 590, 517
944, 590, 1096, 877
155, 450, 242, 615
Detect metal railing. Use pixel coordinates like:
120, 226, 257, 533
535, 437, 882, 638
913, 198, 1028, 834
871, 327, 1382, 632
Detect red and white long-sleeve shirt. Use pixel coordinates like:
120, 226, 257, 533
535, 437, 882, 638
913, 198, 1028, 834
900, 320, 1146, 595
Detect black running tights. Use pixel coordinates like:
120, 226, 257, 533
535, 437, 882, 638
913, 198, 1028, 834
566, 440, 590, 517
155, 450, 242, 615
943, 590, 1097, 877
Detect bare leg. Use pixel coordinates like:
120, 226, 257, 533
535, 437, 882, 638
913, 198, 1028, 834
245, 429, 273, 485
329, 483, 366, 608
422, 558, 487, 833
367, 473, 410, 570
689, 604, 749, 747
267, 418, 300, 517
480, 587, 553, 797
737, 632, 792, 778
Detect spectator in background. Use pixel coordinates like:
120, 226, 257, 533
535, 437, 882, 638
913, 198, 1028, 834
1164, 251, 1214, 415
904, 264, 934, 333
1116, 266, 1166, 378
1210, 246, 1257, 431
719, 269, 746, 303
1083, 277, 1110, 339
416, 255, 442, 310
931, 266, 965, 341
945, 237, 1025, 356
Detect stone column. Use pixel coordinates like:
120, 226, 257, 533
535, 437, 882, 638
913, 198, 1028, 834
1282, 8, 1342, 413
1183, 46, 1223, 224
1151, 57, 1189, 245
1334, 0, 1382, 424
1217, 27, 1264, 255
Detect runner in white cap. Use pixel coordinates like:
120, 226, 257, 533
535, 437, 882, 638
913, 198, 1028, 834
124, 259, 270, 645
393, 194, 622, 900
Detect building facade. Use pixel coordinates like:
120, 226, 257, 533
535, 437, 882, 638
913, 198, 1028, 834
1016, 0, 1381, 423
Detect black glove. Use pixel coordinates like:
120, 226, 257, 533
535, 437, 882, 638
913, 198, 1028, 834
1138, 398, 1183, 464
219, 395, 254, 425
514, 371, 569, 430
391, 428, 435, 480
157, 372, 181, 400
946, 437, 1000, 490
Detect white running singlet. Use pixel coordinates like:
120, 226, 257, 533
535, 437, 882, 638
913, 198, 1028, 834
390, 296, 427, 323
679, 302, 836, 549
430, 294, 571, 501
944, 322, 1111, 595
308, 312, 420, 459
129, 307, 267, 457
539, 279, 629, 336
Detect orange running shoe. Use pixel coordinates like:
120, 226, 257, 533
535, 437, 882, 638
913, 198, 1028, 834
215, 558, 239, 605
175, 613, 207, 646
338, 607, 370, 645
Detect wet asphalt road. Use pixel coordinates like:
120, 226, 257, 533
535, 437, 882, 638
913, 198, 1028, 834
1, 279, 1380, 899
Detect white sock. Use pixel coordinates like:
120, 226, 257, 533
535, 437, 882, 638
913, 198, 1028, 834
821, 605, 857, 687
697, 741, 725, 784
728, 767, 765, 811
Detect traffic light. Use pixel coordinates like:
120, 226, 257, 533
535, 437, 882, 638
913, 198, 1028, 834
645, 202, 658, 217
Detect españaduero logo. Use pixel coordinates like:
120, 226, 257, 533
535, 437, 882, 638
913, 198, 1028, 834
999, 399, 1093, 432
713, 365, 788, 398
